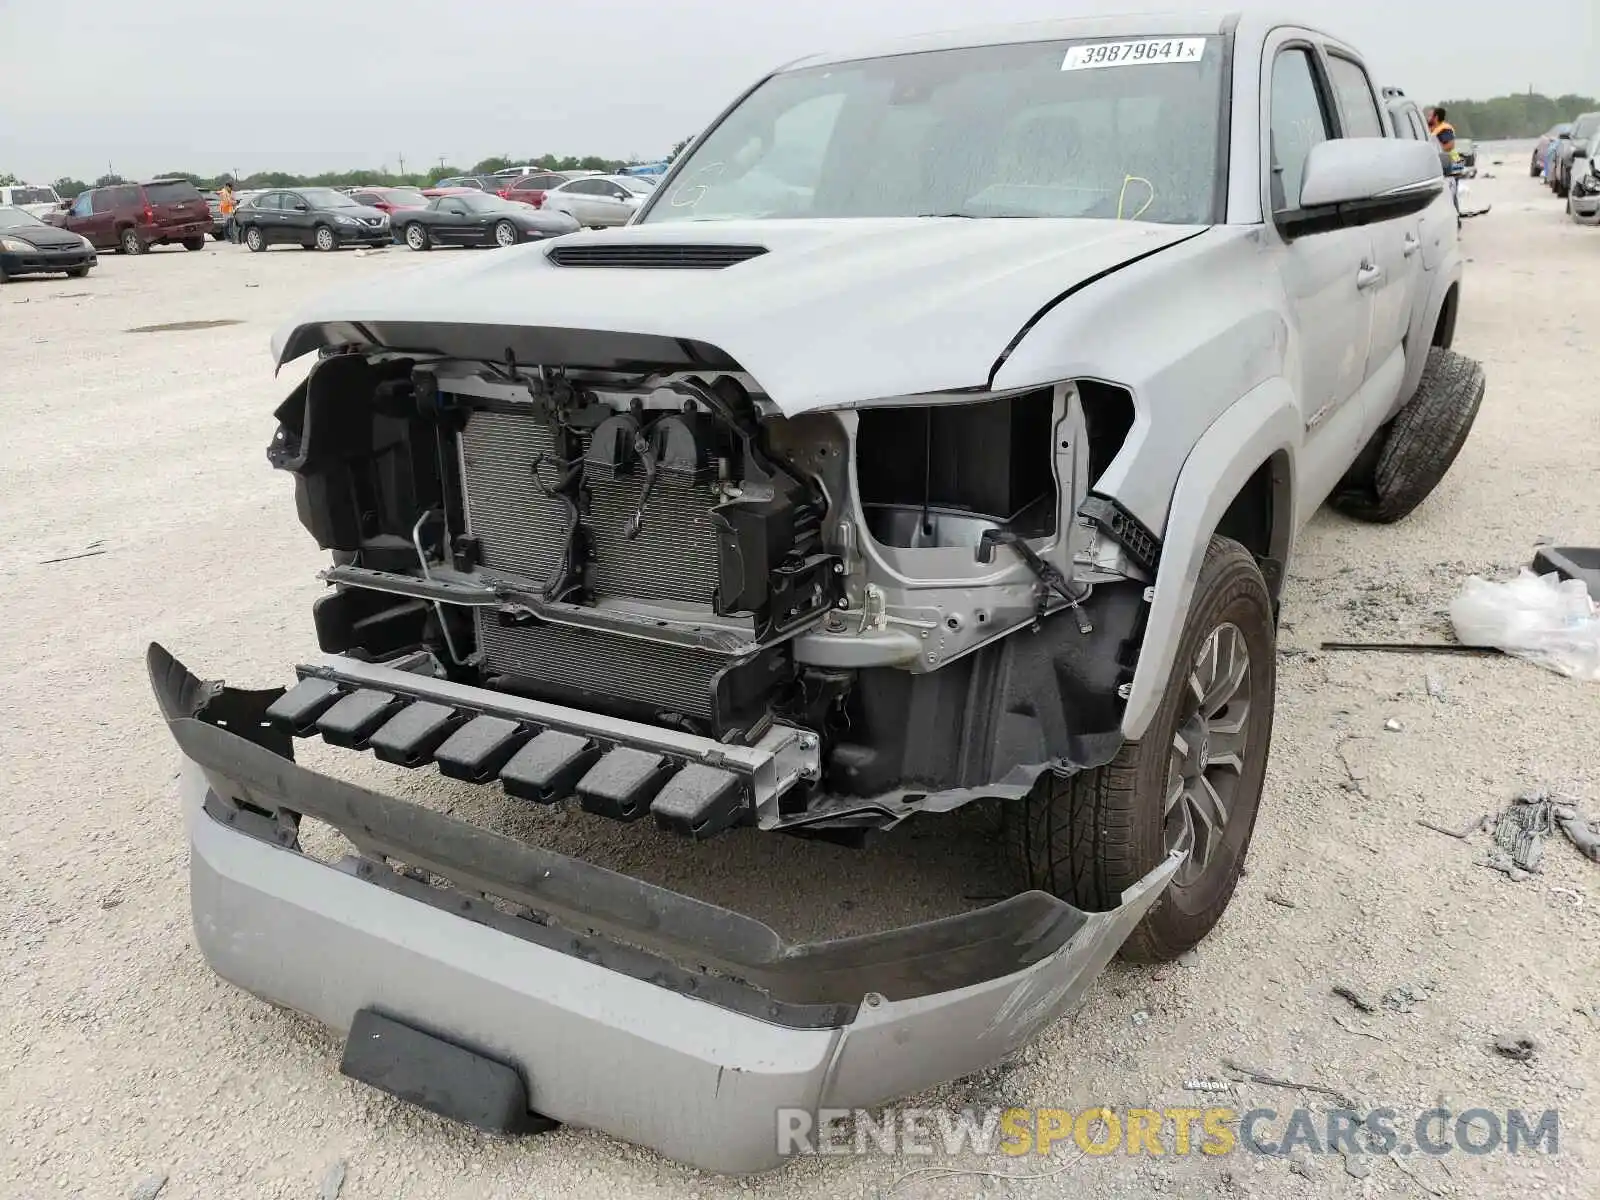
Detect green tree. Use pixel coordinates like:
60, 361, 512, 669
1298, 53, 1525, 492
470, 156, 516, 175
669, 136, 694, 161
93, 173, 125, 187
54, 177, 90, 199
0, 172, 19, 187
1438, 92, 1599, 139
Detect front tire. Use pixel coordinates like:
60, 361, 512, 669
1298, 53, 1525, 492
1329, 347, 1485, 524
403, 223, 430, 251
1006, 537, 1276, 962
244, 225, 266, 253
314, 225, 337, 252
120, 227, 144, 255
493, 220, 519, 247
66, 265, 91, 278
182, 236, 205, 251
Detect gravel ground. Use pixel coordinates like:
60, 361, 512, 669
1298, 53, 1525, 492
4, 152, 1598, 1199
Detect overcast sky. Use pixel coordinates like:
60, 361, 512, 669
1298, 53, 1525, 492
1, 0, 1595, 180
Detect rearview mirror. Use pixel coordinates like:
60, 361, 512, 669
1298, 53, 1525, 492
1278, 138, 1444, 238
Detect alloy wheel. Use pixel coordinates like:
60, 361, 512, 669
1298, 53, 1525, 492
495, 221, 517, 247
1164, 621, 1252, 886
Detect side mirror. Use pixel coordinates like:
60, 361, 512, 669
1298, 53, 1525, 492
1278, 138, 1444, 238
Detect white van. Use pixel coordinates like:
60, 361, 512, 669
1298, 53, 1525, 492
0, 184, 63, 218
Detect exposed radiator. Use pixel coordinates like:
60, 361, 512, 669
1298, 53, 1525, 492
478, 618, 727, 719
459, 408, 721, 604
459, 411, 570, 584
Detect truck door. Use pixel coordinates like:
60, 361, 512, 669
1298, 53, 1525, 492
1263, 41, 1375, 511
1324, 51, 1420, 436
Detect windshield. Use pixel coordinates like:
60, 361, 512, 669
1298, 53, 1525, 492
301, 188, 359, 208
0, 206, 46, 228
644, 36, 1224, 224
11, 187, 58, 205
458, 193, 515, 212
615, 176, 654, 195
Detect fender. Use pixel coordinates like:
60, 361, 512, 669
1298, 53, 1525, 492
1120, 378, 1301, 740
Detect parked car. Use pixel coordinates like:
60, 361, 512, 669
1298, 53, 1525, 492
1552, 112, 1600, 198
45, 178, 212, 254
1545, 134, 1566, 186
0, 205, 96, 281
1568, 138, 1600, 222
422, 175, 502, 198
540, 174, 652, 227
0, 183, 63, 219
202, 192, 229, 241
347, 187, 430, 215
233, 188, 390, 252
159, 12, 1478, 1175
394, 192, 578, 250
1533, 124, 1571, 175
501, 172, 570, 208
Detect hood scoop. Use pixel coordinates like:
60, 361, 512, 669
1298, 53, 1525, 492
546, 243, 768, 270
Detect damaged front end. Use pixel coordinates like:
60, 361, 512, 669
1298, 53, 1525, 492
257, 336, 1160, 837
151, 643, 1178, 1173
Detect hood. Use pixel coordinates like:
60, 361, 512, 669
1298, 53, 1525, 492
272, 217, 1205, 414
3, 222, 87, 249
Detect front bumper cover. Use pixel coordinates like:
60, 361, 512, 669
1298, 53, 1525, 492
150, 643, 1176, 1174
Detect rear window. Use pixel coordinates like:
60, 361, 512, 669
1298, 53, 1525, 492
145, 180, 202, 203
12, 187, 57, 204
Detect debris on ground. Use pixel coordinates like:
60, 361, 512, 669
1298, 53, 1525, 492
129, 1173, 167, 1200
1332, 1012, 1387, 1041
321, 1158, 347, 1200
1449, 568, 1600, 681
1382, 983, 1434, 1014
1383, 718, 1404, 733
1131, 1010, 1150, 1027
1222, 1060, 1355, 1108
1184, 1077, 1232, 1093
1482, 788, 1600, 879
1332, 984, 1378, 1014
1426, 674, 1448, 701
1265, 893, 1297, 909
1492, 1034, 1537, 1063
1417, 814, 1490, 840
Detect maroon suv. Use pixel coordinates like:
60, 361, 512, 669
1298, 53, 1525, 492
48, 179, 214, 254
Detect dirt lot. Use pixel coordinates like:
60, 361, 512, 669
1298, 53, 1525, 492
3, 153, 1598, 1199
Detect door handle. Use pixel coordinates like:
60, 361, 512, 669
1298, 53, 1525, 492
1403, 234, 1421, 257
1356, 261, 1385, 291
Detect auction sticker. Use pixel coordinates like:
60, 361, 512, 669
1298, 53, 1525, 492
1062, 38, 1206, 70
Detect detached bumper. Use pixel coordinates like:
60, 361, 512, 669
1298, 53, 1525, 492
151, 644, 1175, 1174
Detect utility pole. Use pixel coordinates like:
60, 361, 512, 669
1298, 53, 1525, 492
397, 152, 406, 176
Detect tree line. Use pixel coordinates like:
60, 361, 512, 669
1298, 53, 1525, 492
6, 147, 695, 201
1433, 92, 1597, 140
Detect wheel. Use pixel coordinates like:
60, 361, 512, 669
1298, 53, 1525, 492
314, 225, 337, 252
403, 223, 430, 251
66, 265, 91, 278
244, 225, 266, 253
120, 227, 144, 255
211, 231, 226, 241
493, 220, 519, 247
182, 237, 205, 251
1330, 347, 1486, 524
1532, 153, 1543, 178
1005, 537, 1276, 962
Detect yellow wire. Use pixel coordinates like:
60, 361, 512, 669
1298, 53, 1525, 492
1117, 175, 1155, 220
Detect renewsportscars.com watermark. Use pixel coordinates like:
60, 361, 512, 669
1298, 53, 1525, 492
777, 1106, 1560, 1159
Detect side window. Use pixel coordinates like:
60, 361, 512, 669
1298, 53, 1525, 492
1268, 47, 1333, 212
75, 191, 96, 216
1407, 110, 1429, 141
568, 180, 600, 195
1326, 55, 1384, 138
258, 193, 283, 210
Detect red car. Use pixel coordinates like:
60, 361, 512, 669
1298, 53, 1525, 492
347, 187, 429, 214
500, 171, 569, 208
46, 178, 212, 255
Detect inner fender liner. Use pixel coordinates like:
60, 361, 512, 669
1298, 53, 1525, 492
828, 580, 1147, 799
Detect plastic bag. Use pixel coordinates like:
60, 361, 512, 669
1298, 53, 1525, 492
1450, 569, 1600, 681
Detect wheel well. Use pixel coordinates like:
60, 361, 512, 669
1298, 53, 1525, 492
1214, 451, 1291, 602
1433, 284, 1459, 348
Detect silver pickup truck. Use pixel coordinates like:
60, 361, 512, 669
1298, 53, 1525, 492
150, 10, 1482, 1174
